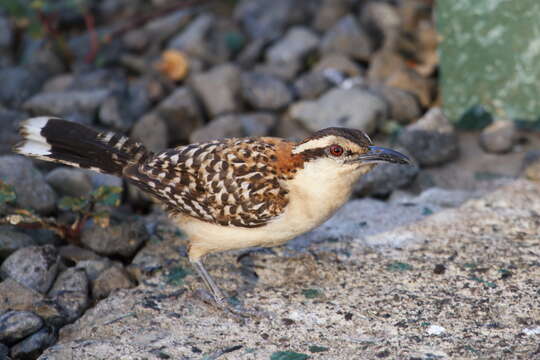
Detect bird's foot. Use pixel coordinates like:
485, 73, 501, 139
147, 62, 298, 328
193, 289, 268, 320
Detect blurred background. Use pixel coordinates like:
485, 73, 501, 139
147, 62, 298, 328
0, 0, 540, 358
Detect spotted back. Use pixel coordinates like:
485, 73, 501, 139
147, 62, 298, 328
124, 138, 291, 228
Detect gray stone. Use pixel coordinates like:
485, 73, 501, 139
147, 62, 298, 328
239, 112, 276, 137
144, 10, 192, 44
10, 325, 55, 360
397, 107, 459, 166
313, 53, 363, 77
234, 0, 307, 41
122, 29, 149, 52
0, 67, 45, 108
0, 109, 26, 155
359, 1, 401, 47
42, 74, 75, 93
0, 228, 36, 261
190, 115, 244, 143
241, 72, 293, 110
293, 72, 331, 100
131, 113, 168, 153
320, 15, 373, 61
92, 266, 135, 300
48, 268, 89, 323
0, 311, 43, 345
369, 84, 422, 124
168, 14, 213, 59
80, 219, 148, 258
98, 96, 132, 131
156, 86, 204, 144
190, 64, 242, 117
0, 279, 44, 313
0, 156, 57, 214
253, 60, 302, 81
58, 245, 102, 263
288, 88, 388, 134
76, 259, 113, 281
390, 188, 475, 208
266, 26, 319, 64
366, 49, 407, 83
84, 172, 122, 189
313, 0, 350, 31
0, 245, 59, 294
24, 89, 110, 117
479, 120, 516, 154
353, 157, 419, 197
45, 168, 93, 198
0, 343, 8, 359
0, 16, 13, 49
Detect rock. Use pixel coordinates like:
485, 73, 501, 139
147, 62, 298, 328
48, 268, 89, 323
0, 245, 60, 294
190, 64, 242, 117
0, 156, 57, 214
241, 72, 293, 110
80, 219, 148, 258
313, 53, 363, 77
253, 60, 302, 81
92, 266, 135, 300
0, 67, 45, 108
143, 10, 192, 45
41, 74, 74, 93
10, 326, 55, 360
293, 71, 331, 100
385, 67, 433, 107
76, 259, 113, 282
313, 0, 350, 31
0, 279, 44, 313
45, 168, 93, 198
0, 16, 13, 50
0, 109, 26, 155
235, 0, 306, 41
156, 86, 204, 144
0, 311, 43, 345
0, 228, 36, 261
98, 96, 132, 131
320, 15, 373, 61
288, 88, 388, 134
131, 113, 169, 153
190, 115, 244, 143
390, 188, 475, 208
0, 343, 8, 359
84, 172, 122, 189
397, 108, 459, 166
239, 112, 276, 137
479, 120, 516, 154
266, 26, 319, 64
522, 150, 540, 181
359, 1, 401, 47
122, 28, 149, 52
168, 14, 213, 59
367, 49, 407, 82
58, 245, 102, 263
369, 84, 422, 124
23, 89, 110, 117
353, 156, 419, 197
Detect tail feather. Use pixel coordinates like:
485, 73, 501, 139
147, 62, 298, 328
14, 117, 151, 177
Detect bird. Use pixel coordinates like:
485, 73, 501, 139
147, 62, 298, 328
14, 116, 411, 314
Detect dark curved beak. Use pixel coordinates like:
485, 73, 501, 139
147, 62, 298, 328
357, 146, 411, 165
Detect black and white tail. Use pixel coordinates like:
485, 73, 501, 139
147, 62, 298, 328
14, 117, 151, 177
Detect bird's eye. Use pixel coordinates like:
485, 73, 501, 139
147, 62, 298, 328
329, 144, 344, 157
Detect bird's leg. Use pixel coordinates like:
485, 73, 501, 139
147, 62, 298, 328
190, 259, 228, 307
190, 259, 267, 319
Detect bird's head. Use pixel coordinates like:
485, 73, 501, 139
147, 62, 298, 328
292, 127, 411, 177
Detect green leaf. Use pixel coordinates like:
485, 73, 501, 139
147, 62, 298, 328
58, 196, 89, 212
0, 181, 16, 205
270, 351, 309, 360
302, 288, 321, 299
386, 262, 413, 272
308, 345, 328, 353
91, 186, 122, 207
